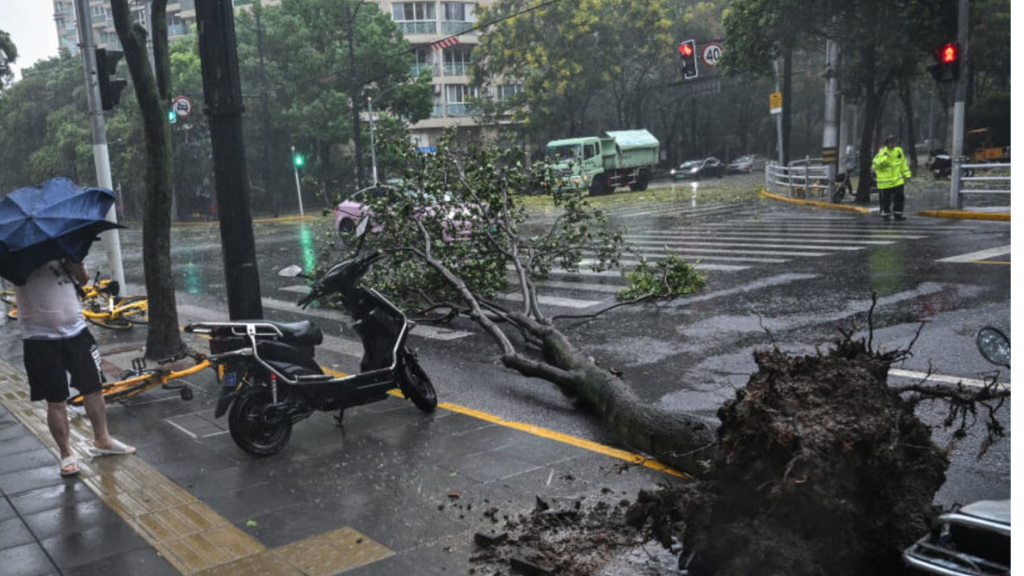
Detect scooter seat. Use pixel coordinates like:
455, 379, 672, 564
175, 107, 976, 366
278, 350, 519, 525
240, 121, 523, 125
234, 319, 324, 346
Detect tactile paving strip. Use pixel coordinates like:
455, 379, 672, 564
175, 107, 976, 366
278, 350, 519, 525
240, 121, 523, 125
0, 359, 393, 575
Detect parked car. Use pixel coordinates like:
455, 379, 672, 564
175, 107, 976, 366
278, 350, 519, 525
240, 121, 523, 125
671, 157, 725, 180
727, 154, 768, 174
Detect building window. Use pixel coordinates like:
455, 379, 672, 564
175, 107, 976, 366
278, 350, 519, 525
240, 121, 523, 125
443, 47, 471, 76
55, 2, 68, 13
410, 48, 438, 77
392, 2, 437, 34
445, 84, 478, 116
496, 84, 523, 102
441, 2, 475, 34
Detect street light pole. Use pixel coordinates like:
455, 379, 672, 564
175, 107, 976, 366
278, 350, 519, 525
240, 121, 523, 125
291, 145, 304, 216
372, 96, 380, 184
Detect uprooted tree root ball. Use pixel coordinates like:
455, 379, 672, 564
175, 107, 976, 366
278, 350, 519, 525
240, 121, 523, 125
472, 328, 1008, 575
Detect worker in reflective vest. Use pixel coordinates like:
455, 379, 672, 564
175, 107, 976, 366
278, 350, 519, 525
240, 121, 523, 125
872, 135, 912, 221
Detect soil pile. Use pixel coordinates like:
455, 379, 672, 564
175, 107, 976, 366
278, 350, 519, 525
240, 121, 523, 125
633, 337, 949, 575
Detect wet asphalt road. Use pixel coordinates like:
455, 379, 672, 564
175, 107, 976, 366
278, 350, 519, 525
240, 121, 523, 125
0, 181, 1011, 508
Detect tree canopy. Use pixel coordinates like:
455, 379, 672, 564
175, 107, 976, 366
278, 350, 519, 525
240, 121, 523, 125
0, 29, 16, 90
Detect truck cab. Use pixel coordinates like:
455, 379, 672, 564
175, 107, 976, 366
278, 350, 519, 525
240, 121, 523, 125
546, 137, 605, 191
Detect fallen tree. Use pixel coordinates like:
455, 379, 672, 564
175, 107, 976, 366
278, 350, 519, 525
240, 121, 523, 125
344, 132, 717, 474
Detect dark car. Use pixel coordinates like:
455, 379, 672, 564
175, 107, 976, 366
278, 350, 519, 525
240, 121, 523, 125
726, 154, 767, 174
671, 157, 725, 180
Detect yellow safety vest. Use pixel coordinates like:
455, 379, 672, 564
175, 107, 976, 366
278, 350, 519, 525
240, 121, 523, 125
872, 146, 912, 189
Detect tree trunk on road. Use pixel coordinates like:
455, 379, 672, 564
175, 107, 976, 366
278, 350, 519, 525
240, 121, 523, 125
110, 0, 186, 359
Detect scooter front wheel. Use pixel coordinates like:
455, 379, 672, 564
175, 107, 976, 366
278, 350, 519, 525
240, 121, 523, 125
399, 353, 437, 413
228, 386, 292, 457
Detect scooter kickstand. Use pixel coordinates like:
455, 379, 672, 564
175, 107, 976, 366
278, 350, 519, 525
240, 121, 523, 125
334, 409, 345, 427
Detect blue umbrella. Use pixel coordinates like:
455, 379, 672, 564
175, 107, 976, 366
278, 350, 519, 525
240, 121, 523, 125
0, 178, 125, 285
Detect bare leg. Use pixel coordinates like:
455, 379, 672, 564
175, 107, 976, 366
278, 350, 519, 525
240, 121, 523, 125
81, 391, 113, 449
46, 401, 73, 460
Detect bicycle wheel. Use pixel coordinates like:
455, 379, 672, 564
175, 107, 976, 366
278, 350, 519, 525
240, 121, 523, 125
86, 312, 134, 331
67, 376, 152, 406
117, 296, 149, 325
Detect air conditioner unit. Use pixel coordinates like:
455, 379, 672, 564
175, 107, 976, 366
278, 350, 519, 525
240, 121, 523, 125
432, 85, 442, 95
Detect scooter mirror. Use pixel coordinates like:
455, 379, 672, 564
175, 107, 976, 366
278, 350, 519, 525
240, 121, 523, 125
278, 265, 303, 278
976, 327, 1011, 369
355, 216, 370, 239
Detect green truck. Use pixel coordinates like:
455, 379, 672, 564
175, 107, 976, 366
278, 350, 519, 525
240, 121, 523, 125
546, 129, 660, 195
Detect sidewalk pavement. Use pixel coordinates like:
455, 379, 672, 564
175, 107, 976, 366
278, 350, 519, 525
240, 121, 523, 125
0, 327, 681, 576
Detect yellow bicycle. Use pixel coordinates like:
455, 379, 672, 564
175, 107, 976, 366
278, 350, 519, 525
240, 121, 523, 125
69, 350, 211, 405
2, 275, 148, 330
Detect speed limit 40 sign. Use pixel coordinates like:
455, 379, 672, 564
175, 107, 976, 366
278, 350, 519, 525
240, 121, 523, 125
701, 42, 723, 67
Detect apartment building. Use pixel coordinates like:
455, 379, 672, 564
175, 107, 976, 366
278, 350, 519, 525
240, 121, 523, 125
52, 0, 196, 56
53, 0, 516, 147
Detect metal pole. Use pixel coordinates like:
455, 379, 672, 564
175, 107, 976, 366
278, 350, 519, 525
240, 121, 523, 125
773, 57, 784, 166
926, 82, 935, 152
196, 0, 263, 320
949, 0, 969, 209
368, 96, 378, 186
73, 0, 125, 288
255, 10, 276, 217
291, 145, 304, 216
822, 38, 840, 193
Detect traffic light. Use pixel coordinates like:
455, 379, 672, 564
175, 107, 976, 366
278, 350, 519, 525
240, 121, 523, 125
679, 40, 698, 80
167, 109, 177, 124
95, 48, 128, 111
293, 153, 305, 167
928, 42, 959, 82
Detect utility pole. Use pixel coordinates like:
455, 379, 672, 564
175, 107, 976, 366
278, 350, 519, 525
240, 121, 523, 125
772, 57, 783, 166
368, 96, 378, 186
196, 0, 263, 320
822, 38, 841, 189
254, 9, 277, 216
291, 145, 305, 216
73, 0, 125, 289
949, 0, 969, 209
346, 1, 365, 187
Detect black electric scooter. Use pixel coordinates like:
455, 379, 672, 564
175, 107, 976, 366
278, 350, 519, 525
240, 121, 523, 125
184, 222, 437, 456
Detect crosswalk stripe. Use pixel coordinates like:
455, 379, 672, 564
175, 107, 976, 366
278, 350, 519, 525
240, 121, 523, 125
888, 368, 1009, 390
629, 231, 920, 242
274, 287, 473, 341
525, 263, 751, 278
591, 246, 829, 257
936, 245, 1012, 263
626, 234, 898, 245
583, 255, 787, 265
626, 240, 864, 251
536, 280, 625, 294
703, 223, 938, 233
495, 292, 603, 309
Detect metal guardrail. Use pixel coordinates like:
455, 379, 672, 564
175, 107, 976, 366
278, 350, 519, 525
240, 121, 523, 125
765, 161, 832, 198
950, 161, 1010, 209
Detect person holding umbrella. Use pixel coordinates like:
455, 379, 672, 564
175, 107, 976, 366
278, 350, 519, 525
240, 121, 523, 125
0, 178, 135, 477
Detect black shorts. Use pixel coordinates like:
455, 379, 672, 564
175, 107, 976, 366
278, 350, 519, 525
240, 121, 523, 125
23, 329, 103, 403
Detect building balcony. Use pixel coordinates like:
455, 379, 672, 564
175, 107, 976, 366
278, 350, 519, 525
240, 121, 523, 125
397, 21, 438, 35
445, 103, 479, 117
411, 63, 439, 77
441, 21, 474, 35
443, 62, 469, 77
168, 23, 187, 36
431, 104, 445, 117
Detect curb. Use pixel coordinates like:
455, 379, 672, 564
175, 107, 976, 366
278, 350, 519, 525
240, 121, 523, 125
758, 189, 871, 213
918, 210, 1010, 222
166, 214, 319, 227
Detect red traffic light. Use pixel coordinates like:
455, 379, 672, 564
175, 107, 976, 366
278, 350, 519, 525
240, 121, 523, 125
680, 43, 693, 56
941, 43, 957, 63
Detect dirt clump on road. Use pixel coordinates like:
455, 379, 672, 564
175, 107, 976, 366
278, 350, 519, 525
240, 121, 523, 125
471, 334, 957, 575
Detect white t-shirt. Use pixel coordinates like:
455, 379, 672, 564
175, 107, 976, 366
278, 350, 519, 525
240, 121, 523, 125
13, 260, 87, 340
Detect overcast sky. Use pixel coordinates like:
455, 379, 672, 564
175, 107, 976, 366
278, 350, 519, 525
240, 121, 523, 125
0, 0, 59, 80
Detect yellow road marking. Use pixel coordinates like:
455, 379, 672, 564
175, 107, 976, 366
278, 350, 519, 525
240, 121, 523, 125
971, 260, 1011, 265
758, 189, 871, 213
321, 367, 686, 478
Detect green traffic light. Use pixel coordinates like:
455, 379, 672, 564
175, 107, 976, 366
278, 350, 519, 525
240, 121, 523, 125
293, 154, 305, 167
167, 109, 177, 123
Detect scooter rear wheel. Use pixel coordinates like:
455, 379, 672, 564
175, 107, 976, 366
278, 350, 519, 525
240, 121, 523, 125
229, 386, 292, 457
399, 353, 437, 413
